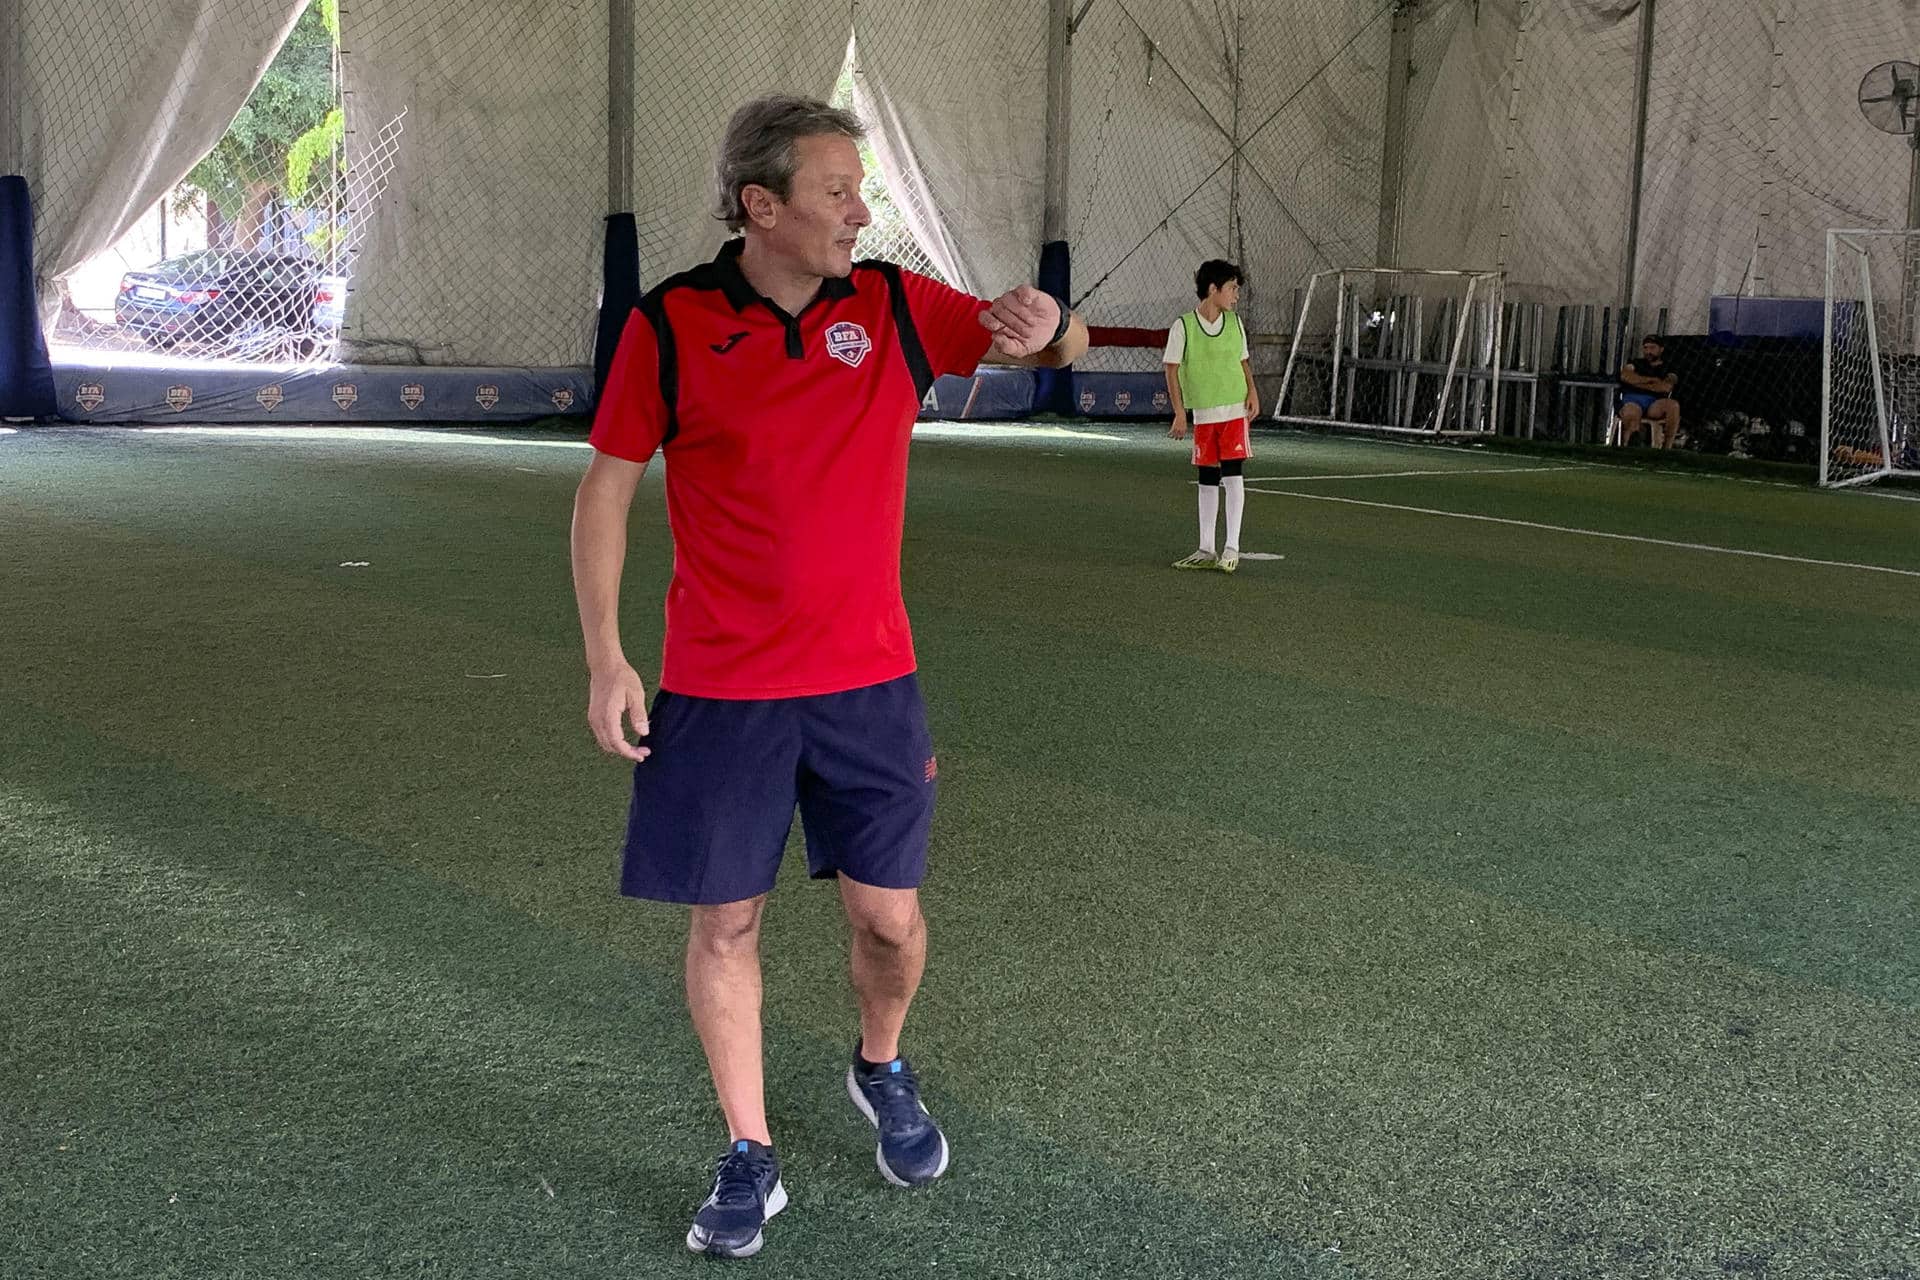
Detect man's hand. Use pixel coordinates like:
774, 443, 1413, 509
981, 285, 1062, 359
587, 662, 652, 763
1168, 409, 1190, 440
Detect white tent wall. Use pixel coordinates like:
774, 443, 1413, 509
14, 0, 1920, 374
1235, 0, 1392, 335
338, 0, 610, 366
850, 1, 1049, 298
1635, 0, 1918, 330
1394, 0, 1639, 309
17, 0, 307, 322
627, 1, 852, 287
1065, 0, 1242, 348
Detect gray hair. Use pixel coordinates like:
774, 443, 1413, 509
714, 95, 866, 232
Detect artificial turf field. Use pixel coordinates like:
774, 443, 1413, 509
2, 420, 1917, 1279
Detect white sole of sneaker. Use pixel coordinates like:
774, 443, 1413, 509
684, 1180, 787, 1259
845, 1068, 951, 1188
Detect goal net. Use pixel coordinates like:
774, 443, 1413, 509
1275, 268, 1506, 437
1823, 230, 1920, 488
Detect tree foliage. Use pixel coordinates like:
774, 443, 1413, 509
181, 1, 335, 244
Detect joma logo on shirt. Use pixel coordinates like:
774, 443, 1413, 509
825, 322, 872, 368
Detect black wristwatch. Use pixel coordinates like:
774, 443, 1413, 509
1046, 296, 1072, 347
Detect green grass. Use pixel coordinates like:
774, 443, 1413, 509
2, 422, 1917, 1279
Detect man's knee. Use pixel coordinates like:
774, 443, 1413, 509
846, 889, 924, 952
690, 897, 766, 957
1618, 404, 1643, 425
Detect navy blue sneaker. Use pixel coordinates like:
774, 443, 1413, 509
846, 1047, 951, 1187
685, 1139, 786, 1259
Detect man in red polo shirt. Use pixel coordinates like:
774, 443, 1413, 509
571, 95, 1087, 1259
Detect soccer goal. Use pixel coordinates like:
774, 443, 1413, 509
1275, 268, 1506, 437
1823, 229, 1920, 488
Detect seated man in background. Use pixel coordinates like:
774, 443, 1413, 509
1618, 334, 1680, 448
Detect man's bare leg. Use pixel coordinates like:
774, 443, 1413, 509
839, 879, 926, 1062
687, 895, 772, 1143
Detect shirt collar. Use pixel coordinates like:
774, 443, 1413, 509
712, 238, 856, 314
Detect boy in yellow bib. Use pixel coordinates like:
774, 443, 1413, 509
1164, 260, 1257, 572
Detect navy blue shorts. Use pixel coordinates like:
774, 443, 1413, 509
1620, 391, 1662, 412
619, 673, 937, 905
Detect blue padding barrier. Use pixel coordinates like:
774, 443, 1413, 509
53, 358, 592, 423
919, 368, 1035, 420
1, 176, 59, 419
1031, 239, 1072, 415
1069, 372, 1171, 418
594, 213, 640, 402
1708, 295, 1823, 342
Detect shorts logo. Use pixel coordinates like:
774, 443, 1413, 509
400, 383, 426, 410
550, 388, 575, 411
332, 383, 359, 410
166, 384, 193, 412
1115, 390, 1133, 411
825, 322, 871, 368
924, 756, 938, 783
475, 384, 500, 410
1079, 389, 1097, 412
256, 385, 284, 412
75, 382, 106, 411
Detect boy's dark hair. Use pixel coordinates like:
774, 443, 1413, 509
1194, 260, 1244, 299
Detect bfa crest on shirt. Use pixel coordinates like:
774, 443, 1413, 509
550, 388, 575, 411
475, 384, 501, 410
400, 383, 426, 410
332, 383, 360, 410
825, 321, 871, 368
165, 384, 193, 412
75, 382, 106, 411
257, 385, 285, 412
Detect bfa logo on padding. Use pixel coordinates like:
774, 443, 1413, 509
332, 383, 360, 410
1115, 390, 1133, 411
1079, 389, 1097, 413
550, 388, 575, 411
75, 382, 106, 411
166, 384, 193, 412
257, 385, 284, 412
400, 384, 426, 410
825, 321, 871, 368
475, 384, 501, 410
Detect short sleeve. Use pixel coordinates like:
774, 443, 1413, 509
1163, 321, 1184, 364
1239, 319, 1250, 361
896, 270, 995, 379
588, 309, 668, 463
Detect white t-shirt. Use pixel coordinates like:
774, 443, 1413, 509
1164, 311, 1252, 425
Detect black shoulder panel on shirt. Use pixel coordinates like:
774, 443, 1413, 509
862, 261, 936, 401
637, 267, 714, 447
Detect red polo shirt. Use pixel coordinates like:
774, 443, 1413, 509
590, 240, 994, 699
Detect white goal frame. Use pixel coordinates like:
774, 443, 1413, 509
1275, 267, 1506, 438
1822, 229, 1920, 489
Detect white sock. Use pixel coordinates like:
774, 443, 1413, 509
1197, 484, 1220, 554
1222, 475, 1245, 551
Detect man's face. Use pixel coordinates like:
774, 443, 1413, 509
753, 133, 871, 279
1210, 279, 1241, 311
1643, 341, 1664, 362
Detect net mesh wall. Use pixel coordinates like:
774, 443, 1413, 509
15, 0, 1920, 443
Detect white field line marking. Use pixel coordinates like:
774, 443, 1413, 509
1245, 486, 1920, 580
1246, 465, 1578, 483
